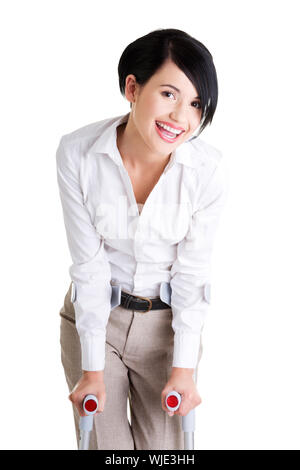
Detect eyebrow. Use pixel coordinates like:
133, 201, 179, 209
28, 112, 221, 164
160, 84, 201, 100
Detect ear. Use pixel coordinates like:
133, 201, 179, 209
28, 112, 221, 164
124, 74, 139, 106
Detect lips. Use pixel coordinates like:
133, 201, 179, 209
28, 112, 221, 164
156, 120, 185, 132
155, 121, 183, 143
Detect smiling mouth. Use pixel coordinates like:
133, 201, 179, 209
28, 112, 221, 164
155, 121, 184, 142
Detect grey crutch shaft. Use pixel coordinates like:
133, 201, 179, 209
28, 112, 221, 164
165, 390, 195, 450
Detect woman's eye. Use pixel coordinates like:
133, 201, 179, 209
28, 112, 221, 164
192, 101, 202, 109
162, 91, 201, 110
161, 91, 175, 99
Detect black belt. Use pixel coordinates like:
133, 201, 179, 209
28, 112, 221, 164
120, 290, 170, 312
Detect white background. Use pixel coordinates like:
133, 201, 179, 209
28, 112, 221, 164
0, 0, 299, 450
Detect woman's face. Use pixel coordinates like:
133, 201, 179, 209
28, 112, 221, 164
125, 58, 202, 156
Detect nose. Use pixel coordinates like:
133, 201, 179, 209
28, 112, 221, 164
169, 102, 188, 129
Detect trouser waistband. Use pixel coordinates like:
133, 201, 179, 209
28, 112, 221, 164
120, 290, 171, 312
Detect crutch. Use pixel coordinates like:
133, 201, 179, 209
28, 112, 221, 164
165, 391, 195, 450
78, 391, 194, 450
165, 367, 198, 450
78, 394, 98, 450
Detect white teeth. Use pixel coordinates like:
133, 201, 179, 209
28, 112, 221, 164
156, 121, 183, 135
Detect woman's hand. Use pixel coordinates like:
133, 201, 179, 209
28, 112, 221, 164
68, 370, 106, 417
161, 368, 202, 417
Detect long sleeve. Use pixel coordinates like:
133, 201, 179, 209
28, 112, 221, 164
170, 154, 229, 369
56, 136, 112, 371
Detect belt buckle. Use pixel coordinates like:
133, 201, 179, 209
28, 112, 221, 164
134, 294, 153, 313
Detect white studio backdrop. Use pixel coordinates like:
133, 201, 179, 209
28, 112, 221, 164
0, 0, 299, 450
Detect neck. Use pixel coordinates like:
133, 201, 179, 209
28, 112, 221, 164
117, 114, 171, 170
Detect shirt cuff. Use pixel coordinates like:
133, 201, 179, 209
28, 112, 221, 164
80, 333, 106, 371
172, 330, 201, 369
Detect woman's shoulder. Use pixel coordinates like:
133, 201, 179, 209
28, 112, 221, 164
189, 137, 223, 165
184, 137, 224, 185
56, 115, 121, 171
188, 138, 229, 200
59, 116, 114, 148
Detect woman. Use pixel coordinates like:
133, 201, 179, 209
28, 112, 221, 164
56, 28, 228, 450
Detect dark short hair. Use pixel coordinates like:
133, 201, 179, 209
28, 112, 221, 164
118, 28, 218, 134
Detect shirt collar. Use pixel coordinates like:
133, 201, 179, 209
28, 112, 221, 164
88, 111, 198, 169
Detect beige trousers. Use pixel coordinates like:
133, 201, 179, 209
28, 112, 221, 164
59, 282, 203, 450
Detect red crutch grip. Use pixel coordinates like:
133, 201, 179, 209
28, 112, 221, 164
165, 390, 181, 411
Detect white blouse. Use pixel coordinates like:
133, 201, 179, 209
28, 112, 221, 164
56, 112, 229, 371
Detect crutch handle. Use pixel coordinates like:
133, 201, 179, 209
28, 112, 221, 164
165, 390, 181, 411
79, 395, 98, 450
82, 394, 98, 415
165, 390, 195, 431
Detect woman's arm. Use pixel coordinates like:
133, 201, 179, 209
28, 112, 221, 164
170, 154, 229, 370
161, 152, 229, 416
56, 136, 112, 372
